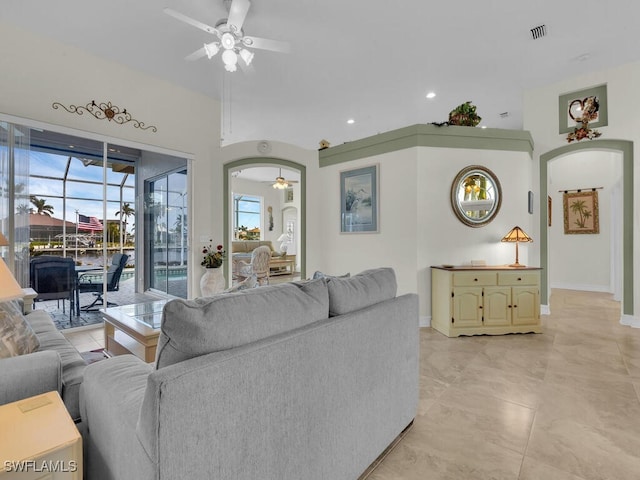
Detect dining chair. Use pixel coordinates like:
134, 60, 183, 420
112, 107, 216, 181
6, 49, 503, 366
29, 255, 76, 320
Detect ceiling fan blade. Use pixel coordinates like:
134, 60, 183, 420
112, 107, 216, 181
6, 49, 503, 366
242, 36, 291, 53
163, 8, 220, 36
185, 46, 208, 62
227, 0, 251, 33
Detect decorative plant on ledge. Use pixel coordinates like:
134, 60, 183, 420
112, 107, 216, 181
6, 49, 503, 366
448, 101, 482, 127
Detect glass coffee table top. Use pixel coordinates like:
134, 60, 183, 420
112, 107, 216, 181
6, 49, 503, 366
114, 300, 168, 329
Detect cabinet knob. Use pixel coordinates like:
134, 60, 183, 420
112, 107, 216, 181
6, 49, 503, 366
517, 277, 522, 281
474, 278, 478, 282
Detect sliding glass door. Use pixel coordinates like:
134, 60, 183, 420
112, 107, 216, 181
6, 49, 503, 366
144, 168, 187, 297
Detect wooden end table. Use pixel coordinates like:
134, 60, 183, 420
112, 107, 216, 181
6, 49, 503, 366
0, 391, 82, 479
102, 300, 167, 363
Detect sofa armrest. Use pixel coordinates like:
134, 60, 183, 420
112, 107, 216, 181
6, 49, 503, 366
80, 355, 155, 480
0, 350, 62, 405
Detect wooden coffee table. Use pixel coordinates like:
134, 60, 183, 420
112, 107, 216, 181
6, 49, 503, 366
102, 300, 168, 363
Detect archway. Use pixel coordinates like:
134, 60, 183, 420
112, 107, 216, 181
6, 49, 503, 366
539, 139, 633, 321
223, 157, 306, 284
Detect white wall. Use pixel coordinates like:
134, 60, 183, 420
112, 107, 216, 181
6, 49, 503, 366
316, 149, 419, 299
548, 151, 622, 292
524, 60, 640, 317
0, 22, 221, 298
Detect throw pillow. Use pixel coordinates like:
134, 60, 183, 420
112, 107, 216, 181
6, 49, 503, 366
326, 267, 397, 316
155, 277, 330, 369
0, 301, 40, 359
311, 271, 350, 280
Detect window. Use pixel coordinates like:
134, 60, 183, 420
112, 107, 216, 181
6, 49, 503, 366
233, 194, 261, 240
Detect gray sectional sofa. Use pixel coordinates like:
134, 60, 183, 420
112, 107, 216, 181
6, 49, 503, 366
0, 307, 87, 421
80, 267, 419, 480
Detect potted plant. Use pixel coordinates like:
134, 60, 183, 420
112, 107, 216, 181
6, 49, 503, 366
448, 101, 481, 127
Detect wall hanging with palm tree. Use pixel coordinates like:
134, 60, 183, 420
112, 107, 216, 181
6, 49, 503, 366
562, 189, 600, 234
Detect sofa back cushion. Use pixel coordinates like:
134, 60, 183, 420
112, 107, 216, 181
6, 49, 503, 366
155, 278, 329, 369
326, 267, 397, 316
232, 240, 276, 254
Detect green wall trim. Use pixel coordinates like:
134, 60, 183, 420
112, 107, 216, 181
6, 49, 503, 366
539, 139, 633, 315
319, 124, 534, 167
223, 157, 306, 283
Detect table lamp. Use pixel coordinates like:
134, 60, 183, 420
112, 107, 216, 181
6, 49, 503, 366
501, 226, 533, 268
0, 232, 23, 301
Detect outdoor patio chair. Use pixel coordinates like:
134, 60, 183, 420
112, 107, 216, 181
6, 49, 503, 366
29, 255, 76, 320
77, 253, 129, 311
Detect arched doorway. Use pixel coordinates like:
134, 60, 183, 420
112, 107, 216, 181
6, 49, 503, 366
539, 139, 634, 322
223, 158, 306, 284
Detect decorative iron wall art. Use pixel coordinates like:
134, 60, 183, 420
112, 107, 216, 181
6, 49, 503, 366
52, 100, 157, 132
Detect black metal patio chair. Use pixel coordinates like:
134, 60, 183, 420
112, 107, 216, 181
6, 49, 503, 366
77, 253, 129, 311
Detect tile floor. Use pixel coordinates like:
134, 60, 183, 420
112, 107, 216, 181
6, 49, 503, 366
63, 288, 640, 480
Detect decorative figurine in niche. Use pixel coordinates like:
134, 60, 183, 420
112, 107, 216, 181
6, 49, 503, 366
567, 95, 602, 143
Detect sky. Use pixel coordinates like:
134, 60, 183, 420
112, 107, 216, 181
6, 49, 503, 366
27, 150, 135, 231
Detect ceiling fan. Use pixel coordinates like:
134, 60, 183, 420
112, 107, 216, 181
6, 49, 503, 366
164, 0, 290, 72
270, 168, 298, 189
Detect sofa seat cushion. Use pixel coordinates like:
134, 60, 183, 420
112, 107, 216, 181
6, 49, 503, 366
24, 310, 87, 420
327, 267, 397, 316
0, 301, 40, 358
155, 278, 329, 369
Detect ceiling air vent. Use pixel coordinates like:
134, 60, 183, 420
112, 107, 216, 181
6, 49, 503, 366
530, 24, 547, 40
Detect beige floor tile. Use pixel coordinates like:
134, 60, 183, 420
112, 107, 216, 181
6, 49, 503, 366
518, 457, 588, 480
368, 289, 640, 479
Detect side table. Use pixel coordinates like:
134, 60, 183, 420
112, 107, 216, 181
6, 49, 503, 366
0, 391, 82, 479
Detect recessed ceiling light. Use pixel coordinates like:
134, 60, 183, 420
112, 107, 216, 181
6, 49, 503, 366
347, 119, 355, 124
426, 92, 436, 99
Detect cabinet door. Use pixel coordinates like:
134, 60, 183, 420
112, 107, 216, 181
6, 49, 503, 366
452, 287, 483, 327
484, 287, 511, 326
512, 286, 539, 325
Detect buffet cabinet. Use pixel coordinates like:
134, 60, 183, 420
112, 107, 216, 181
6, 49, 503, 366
431, 266, 541, 337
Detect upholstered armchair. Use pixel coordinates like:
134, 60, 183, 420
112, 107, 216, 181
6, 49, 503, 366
235, 245, 271, 285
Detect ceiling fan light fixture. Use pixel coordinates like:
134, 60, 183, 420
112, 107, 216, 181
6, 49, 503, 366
204, 42, 220, 59
222, 49, 238, 67
221, 32, 236, 49
240, 48, 254, 65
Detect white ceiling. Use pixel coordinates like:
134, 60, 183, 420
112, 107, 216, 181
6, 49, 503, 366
2, 1, 639, 150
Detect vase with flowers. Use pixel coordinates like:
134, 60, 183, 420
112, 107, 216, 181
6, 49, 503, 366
200, 241, 226, 296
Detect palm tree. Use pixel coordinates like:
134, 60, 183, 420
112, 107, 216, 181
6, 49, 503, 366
30, 196, 54, 216
569, 199, 592, 228
115, 202, 135, 244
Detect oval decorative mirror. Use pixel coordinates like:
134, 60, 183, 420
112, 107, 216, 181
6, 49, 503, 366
450, 165, 502, 227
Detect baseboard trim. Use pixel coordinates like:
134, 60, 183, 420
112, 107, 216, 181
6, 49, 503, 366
620, 314, 640, 328
419, 315, 431, 328
549, 282, 610, 293
541, 304, 550, 316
